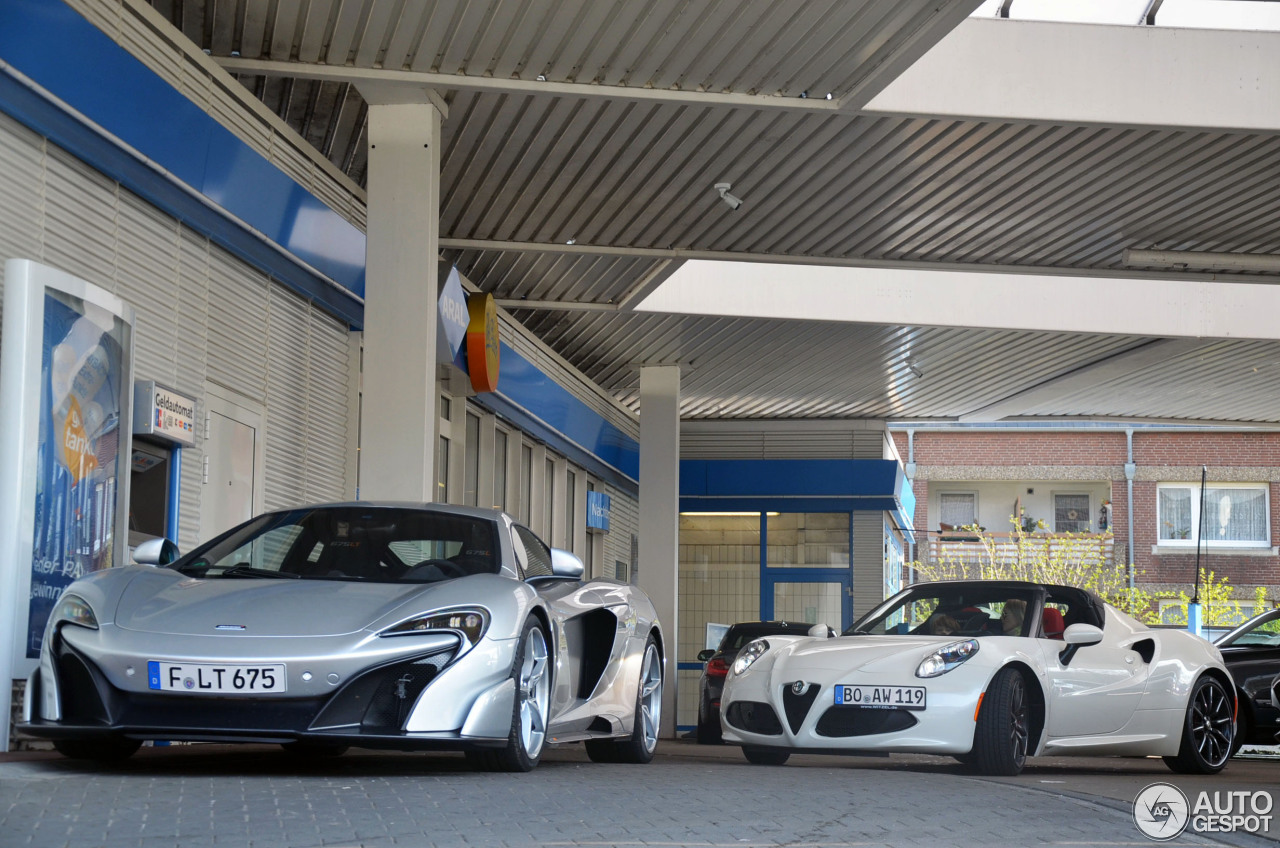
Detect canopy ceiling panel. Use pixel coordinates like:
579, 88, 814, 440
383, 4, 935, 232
137, 0, 1280, 424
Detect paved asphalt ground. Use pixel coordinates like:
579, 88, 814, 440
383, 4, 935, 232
2, 740, 1277, 848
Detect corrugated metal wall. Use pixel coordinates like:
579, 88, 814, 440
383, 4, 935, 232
681, 420, 888, 460
0, 110, 352, 549
604, 485, 640, 579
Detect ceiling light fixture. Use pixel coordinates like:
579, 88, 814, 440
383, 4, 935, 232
1122, 249, 1280, 274
714, 182, 743, 211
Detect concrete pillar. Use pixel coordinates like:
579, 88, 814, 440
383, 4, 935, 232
638, 365, 680, 738
357, 93, 442, 501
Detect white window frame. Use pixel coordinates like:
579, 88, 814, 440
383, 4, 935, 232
938, 491, 978, 530
1052, 491, 1092, 534
1156, 482, 1271, 548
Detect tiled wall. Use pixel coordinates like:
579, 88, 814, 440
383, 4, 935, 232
677, 515, 761, 728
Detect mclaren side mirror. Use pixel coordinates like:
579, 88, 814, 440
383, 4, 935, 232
808, 623, 833, 638
548, 547, 585, 580
133, 537, 181, 566
1059, 622, 1104, 666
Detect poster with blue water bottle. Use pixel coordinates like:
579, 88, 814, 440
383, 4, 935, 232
25, 289, 130, 657
0, 260, 134, 688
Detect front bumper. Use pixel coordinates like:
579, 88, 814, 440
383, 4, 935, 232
20, 626, 519, 750
720, 665, 985, 755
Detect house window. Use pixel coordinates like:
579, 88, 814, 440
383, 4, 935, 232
1157, 483, 1270, 546
1054, 493, 1091, 533
939, 492, 977, 529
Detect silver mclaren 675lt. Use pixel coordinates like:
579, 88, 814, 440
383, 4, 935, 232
720, 580, 1236, 776
21, 503, 665, 772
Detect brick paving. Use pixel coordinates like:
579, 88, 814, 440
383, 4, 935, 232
2, 741, 1277, 848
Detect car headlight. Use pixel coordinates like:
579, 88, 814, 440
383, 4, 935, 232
381, 608, 489, 646
915, 639, 979, 678
732, 639, 770, 675
51, 593, 98, 630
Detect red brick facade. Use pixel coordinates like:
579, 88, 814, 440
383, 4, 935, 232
892, 429, 1280, 599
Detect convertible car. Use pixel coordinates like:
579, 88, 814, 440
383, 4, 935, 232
20, 502, 664, 772
1215, 606, 1280, 753
719, 580, 1235, 776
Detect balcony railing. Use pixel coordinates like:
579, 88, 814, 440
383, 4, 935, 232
926, 531, 1114, 567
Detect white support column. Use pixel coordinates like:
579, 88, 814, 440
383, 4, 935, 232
357, 94, 442, 501
638, 365, 680, 738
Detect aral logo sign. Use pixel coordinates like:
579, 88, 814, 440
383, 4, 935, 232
437, 266, 469, 368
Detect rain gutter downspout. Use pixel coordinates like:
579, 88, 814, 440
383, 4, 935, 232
906, 429, 917, 584
1125, 429, 1137, 614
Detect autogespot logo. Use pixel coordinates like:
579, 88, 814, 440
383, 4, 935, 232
1134, 784, 1275, 840
1134, 783, 1190, 841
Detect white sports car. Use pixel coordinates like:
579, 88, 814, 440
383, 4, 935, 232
720, 580, 1235, 775
20, 502, 664, 772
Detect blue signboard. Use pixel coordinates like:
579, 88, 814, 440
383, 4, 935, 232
436, 264, 469, 369
587, 490, 612, 532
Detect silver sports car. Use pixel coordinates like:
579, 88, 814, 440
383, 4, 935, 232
20, 502, 664, 772
720, 580, 1235, 776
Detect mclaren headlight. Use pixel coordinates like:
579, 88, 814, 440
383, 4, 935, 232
51, 593, 98, 631
381, 608, 489, 647
915, 639, 979, 678
732, 639, 770, 675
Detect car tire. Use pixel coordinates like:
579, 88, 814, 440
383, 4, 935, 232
972, 667, 1030, 776
696, 715, 722, 745
53, 737, 142, 763
280, 741, 349, 758
468, 617, 551, 773
1229, 694, 1249, 757
742, 746, 790, 766
585, 634, 662, 765
1164, 674, 1234, 775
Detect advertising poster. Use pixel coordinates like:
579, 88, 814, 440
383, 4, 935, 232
26, 290, 129, 657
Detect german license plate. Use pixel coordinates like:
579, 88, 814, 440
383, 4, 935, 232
148, 661, 286, 693
834, 684, 926, 710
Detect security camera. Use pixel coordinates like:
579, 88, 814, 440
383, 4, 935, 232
714, 182, 743, 211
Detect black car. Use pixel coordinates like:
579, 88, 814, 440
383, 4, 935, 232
1215, 607, 1280, 753
695, 620, 814, 744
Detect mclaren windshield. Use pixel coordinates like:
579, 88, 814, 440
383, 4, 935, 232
172, 507, 499, 584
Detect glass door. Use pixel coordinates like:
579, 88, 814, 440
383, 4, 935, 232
762, 513, 852, 629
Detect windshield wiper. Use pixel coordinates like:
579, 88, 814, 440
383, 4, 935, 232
218, 564, 300, 579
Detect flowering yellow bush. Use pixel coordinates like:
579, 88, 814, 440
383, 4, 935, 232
913, 512, 1261, 625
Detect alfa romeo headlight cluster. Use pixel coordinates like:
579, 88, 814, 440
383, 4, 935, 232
915, 639, 979, 678
732, 639, 770, 675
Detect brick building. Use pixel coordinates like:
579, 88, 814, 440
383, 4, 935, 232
891, 426, 1280, 617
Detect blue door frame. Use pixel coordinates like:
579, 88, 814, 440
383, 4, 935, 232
759, 512, 854, 629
